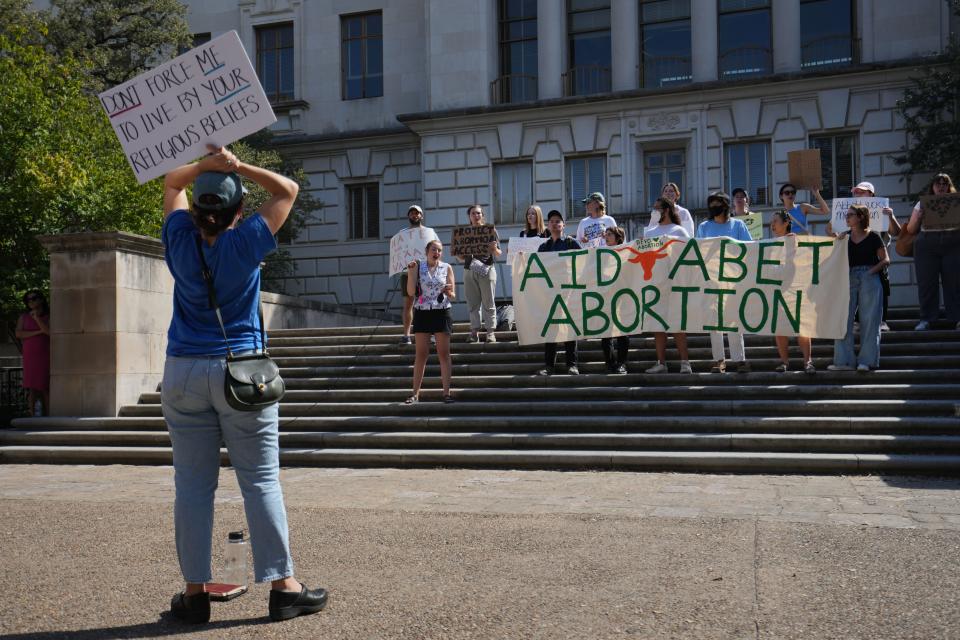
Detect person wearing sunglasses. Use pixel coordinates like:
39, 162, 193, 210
905, 173, 959, 331
778, 183, 829, 235
15, 290, 50, 416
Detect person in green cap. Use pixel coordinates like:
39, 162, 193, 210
575, 192, 617, 249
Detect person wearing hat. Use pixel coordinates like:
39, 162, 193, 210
696, 191, 752, 373
852, 182, 899, 331
576, 192, 618, 249
537, 210, 582, 375
161, 146, 328, 624
398, 205, 439, 344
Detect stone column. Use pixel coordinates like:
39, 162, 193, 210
537, 0, 564, 99
772, 0, 801, 73
611, 0, 639, 91
691, 1, 718, 83
39, 233, 173, 417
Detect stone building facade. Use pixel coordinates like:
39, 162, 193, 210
176, 0, 956, 317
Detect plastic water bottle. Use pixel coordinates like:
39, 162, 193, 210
221, 530, 248, 587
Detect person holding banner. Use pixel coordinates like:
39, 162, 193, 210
520, 205, 549, 238
851, 182, 899, 331
458, 205, 502, 343
405, 240, 456, 404
161, 147, 328, 623
905, 173, 959, 331
576, 192, 617, 248
645, 183, 695, 238
537, 210, 582, 375
645, 198, 692, 375
828, 204, 889, 372
778, 183, 829, 234
601, 227, 630, 374
396, 205, 439, 344
769, 210, 816, 375
696, 192, 751, 374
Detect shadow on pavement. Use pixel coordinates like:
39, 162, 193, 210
881, 475, 960, 490
4, 612, 271, 639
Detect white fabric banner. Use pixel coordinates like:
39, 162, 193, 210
512, 236, 849, 346
98, 31, 276, 184
388, 226, 440, 275
830, 197, 889, 233
507, 237, 547, 269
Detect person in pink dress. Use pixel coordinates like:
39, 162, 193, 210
15, 290, 50, 416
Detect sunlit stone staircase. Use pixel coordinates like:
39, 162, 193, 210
3, 309, 960, 474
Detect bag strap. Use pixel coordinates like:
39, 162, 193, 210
195, 235, 267, 358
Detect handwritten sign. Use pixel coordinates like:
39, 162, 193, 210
739, 213, 763, 240
787, 149, 822, 190
920, 193, 960, 231
98, 31, 276, 184
507, 237, 546, 268
451, 224, 497, 258
389, 226, 440, 275
830, 197, 889, 233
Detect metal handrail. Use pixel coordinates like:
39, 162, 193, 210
1, 367, 28, 424
490, 74, 538, 105
639, 55, 692, 88
718, 46, 772, 78
562, 64, 612, 96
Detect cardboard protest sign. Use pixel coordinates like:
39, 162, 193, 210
512, 236, 849, 345
739, 213, 763, 240
507, 237, 547, 269
787, 149, 822, 190
451, 224, 497, 258
389, 226, 440, 275
99, 31, 276, 184
830, 198, 889, 233
920, 193, 960, 231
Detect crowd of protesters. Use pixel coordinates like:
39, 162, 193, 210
400, 173, 957, 401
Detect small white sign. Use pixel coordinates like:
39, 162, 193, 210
831, 197, 889, 233
98, 31, 277, 184
389, 226, 440, 275
507, 237, 546, 269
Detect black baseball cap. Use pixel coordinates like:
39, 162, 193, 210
547, 209, 564, 221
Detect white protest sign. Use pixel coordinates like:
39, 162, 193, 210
830, 197, 889, 233
507, 237, 546, 269
389, 226, 440, 275
98, 31, 276, 184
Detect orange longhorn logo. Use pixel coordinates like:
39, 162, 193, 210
615, 239, 680, 281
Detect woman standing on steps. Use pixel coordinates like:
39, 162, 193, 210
769, 210, 816, 375
406, 239, 456, 404
906, 173, 959, 331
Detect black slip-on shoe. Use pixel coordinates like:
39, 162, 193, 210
170, 591, 210, 624
269, 584, 329, 622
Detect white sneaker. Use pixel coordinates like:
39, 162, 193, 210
645, 362, 668, 374
679, 361, 692, 374
486, 333, 497, 343
880, 322, 890, 332
467, 332, 480, 343
827, 364, 854, 371
914, 320, 930, 331
857, 364, 871, 373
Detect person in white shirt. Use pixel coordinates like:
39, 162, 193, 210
644, 198, 692, 374
645, 182, 695, 238
576, 192, 617, 248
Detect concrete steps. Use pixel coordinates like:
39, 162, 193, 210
3, 310, 960, 473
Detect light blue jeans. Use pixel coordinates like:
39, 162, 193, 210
833, 266, 883, 368
161, 356, 294, 584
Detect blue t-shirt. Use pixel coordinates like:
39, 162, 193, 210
696, 218, 752, 241
162, 209, 277, 356
786, 204, 808, 234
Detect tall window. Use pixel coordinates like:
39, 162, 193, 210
718, 0, 771, 80
256, 23, 294, 102
347, 183, 380, 240
566, 0, 611, 96
810, 134, 858, 199
567, 156, 606, 217
493, 162, 534, 224
496, 0, 538, 104
800, 0, 854, 69
724, 142, 770, 205
341, 12, 383, 100
639, 0, 692, 88
644, 150, 684, 207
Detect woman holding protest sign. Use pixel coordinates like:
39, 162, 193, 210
905, 173, 959, 331
778, 183, 829, 235
406, 239, 456, 404
644, 198, 692, 375
458, 205, 502, 343
828, 205, 889, 372
769, 210, 816, 374
601, 226, 631, 374
520, 205, 548, 238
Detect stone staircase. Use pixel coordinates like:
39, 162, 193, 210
3, 309, 960, 474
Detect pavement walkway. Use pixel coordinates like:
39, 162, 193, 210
2, 465, 959, 639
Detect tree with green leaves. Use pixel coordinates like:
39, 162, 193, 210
895, 0, 960, 186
